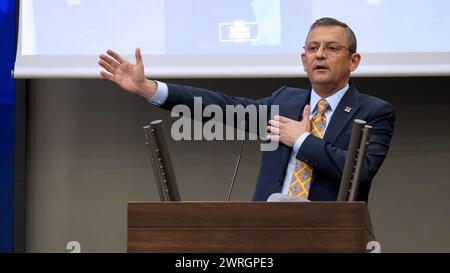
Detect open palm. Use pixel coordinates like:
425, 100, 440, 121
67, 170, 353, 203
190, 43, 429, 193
99, 48, 147, 96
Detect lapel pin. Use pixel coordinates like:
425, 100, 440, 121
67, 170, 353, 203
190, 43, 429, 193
344, 106, 352, 113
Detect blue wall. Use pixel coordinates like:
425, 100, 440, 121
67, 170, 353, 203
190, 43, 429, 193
0, 0, 15, 252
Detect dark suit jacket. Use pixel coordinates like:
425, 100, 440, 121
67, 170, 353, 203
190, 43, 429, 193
160, 81, 395, 201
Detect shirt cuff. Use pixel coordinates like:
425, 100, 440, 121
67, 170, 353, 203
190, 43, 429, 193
147, 81, 168, 106
293, 132, 310, 154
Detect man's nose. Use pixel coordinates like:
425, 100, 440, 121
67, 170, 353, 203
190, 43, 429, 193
315, 45, 327, 59
315, 45, 327, 60
315, 50, 327, 59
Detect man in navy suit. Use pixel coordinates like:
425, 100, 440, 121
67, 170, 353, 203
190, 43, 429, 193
98, 17, 395, 202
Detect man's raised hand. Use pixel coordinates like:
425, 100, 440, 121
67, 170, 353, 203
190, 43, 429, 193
98, 48, 157, 99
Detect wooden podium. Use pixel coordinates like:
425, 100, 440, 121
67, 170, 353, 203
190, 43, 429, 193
127, 202, 374, 253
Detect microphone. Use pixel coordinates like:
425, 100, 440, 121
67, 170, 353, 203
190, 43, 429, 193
226, 120, 246, 201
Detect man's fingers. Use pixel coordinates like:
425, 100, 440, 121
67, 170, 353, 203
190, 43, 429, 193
266, 134, 280, 142
99, 54, 119, 69
100, 71, 114, 82
274, 115, 290, 123
135, 48, 143, 65
267, 125, 280, 134
106, 49, 126, 64
268, 119, 281, 128
303, 104, 311, 132
98, 60, 116, 74
303, 104, 311, 120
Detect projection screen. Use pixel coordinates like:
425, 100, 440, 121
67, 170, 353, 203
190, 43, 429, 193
14, 0, 450, 78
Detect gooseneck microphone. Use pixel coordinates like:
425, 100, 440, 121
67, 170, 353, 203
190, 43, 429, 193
226, 121, 246, 201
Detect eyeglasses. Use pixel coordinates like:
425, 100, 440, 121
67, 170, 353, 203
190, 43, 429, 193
303, 42, 354, 55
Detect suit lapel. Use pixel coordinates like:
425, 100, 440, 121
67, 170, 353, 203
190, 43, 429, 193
323, 83, 361, 144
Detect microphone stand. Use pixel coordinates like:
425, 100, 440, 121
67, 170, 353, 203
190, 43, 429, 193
226, 121, 246, 201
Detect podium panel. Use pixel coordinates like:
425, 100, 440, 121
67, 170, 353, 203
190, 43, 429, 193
128, 202, 374, 253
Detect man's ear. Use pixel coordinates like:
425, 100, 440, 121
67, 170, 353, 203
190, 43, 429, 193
301, 53, 307, 72
349, 53, 361, 72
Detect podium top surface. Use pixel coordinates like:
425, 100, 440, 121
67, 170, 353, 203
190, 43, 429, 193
128, 201, 372, 233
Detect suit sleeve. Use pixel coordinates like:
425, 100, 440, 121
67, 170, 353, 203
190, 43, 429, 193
296, 101, 395, 190
161, 83, 281, 111
159, 83, 285, 128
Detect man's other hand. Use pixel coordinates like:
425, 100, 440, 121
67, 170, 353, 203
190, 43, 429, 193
267, 105, 311, 147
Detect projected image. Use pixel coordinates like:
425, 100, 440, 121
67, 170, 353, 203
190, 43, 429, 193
21, 0, 165, 55
164, 0, 311, 54
20, 0, 310, 55
15, 0, 450, 77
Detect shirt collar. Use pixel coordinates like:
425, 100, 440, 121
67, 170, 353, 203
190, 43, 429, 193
310, 83, 350, 114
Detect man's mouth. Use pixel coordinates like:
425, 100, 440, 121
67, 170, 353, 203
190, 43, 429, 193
314, 64, 329, 70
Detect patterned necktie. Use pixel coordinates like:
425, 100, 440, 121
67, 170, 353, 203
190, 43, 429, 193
288, 99, 330, 198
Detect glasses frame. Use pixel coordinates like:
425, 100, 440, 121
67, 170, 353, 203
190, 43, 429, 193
303, 42, 355, 55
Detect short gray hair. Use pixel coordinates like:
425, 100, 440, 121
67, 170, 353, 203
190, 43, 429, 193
309, 17, 357, 53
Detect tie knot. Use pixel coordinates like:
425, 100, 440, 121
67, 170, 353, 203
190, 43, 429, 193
317, 99, 330, 114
